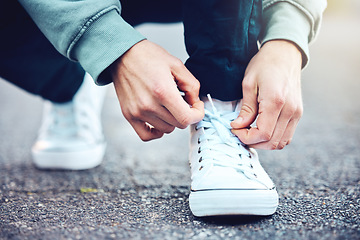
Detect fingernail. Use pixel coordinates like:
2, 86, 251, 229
233, 117, 243, 124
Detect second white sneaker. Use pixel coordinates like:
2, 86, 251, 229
31, 73, 107, 170
189, 95, 279, 217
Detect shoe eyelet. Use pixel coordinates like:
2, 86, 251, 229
199, 166, 203, 171
250, 164, 253, 169
254, 173, 257, 178
248, 153, 252, 158
197, 138, 201, 144
239, 154, 242, 159
198, 147, 201, 154
199, 157, 203, 163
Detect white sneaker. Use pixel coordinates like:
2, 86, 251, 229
31, 73, 107, 170
189, 95, 279, 217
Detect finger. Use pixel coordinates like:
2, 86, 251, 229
277, 111, 301, 147
171, 62, 201, 105
232, 99, 284, 145
271, 102, 302, 149
274, 103, 302, 149
129, 119, 164, 141
243, 110, 291, 150
277, 100, 303, 148
160, 84, 204, 129
231, 78, 258, 129
246, 118, 299, 149
276, 118, 299, 149
142, 114, 176, 134
152, 104, 193, 129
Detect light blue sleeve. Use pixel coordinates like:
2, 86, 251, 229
18, 0, 145, 84
261, 0, 327, 68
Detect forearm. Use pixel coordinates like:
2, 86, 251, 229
260, 0, 327, 68
18, 0, 145, 84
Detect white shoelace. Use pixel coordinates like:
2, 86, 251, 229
196, 95, 257, 179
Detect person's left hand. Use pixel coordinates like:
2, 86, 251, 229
231, 40, 303, 150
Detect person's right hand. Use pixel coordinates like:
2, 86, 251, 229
110, 40, 204, 141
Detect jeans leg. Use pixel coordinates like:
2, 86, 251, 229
0, 0, 183, 102
120, 0, 183, 26
0, 1, 84, 103
183, 0, 262, 101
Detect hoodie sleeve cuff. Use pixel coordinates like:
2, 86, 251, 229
260, 2, 311, 68
72, 9, 146, 85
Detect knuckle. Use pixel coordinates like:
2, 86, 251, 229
191, 80, 201, 92
295, 106, 304, 118
141, 102, 154, 113
183, 80, 200, 94
153, 85, 167, 101
139, 135, 149, 142
241, 103, 255, 115
122, 110, 132, 121
172, 58, 184, 69
137, 98, 155, 114
129, 108, 142, 119
177, 114, 192, 128
272, 94, 286, 107
128, 100, 150, 118
242, 78, 255, 92
269, 141, 279, 150
261, 131, 272, 141
281, 102, 303, 120
277, 141, 287, 150
283, 106, 296, 119
137, 131, 150, 142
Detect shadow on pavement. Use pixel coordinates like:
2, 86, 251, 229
197, 215, 271, 226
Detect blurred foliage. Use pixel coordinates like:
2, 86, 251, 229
325, 0, 359, 14
80, 188, 104, 193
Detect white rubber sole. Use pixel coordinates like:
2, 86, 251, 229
189, 189, 279, 217
31, 143, 106, 170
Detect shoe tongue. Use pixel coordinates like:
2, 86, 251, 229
202, 97, 241, 112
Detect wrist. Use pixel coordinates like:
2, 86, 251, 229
261, 40, 302, 69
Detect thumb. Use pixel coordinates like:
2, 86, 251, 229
231, 84, 259, 129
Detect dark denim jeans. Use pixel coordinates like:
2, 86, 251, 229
0, 0, 84, 103
0, 0, 261, 102
183, 0, 262, 101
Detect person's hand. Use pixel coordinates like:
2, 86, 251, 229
231, 40, 303, 150
110, 40, 204, 141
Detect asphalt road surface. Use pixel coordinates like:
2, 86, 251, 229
0, 5, 359, 240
